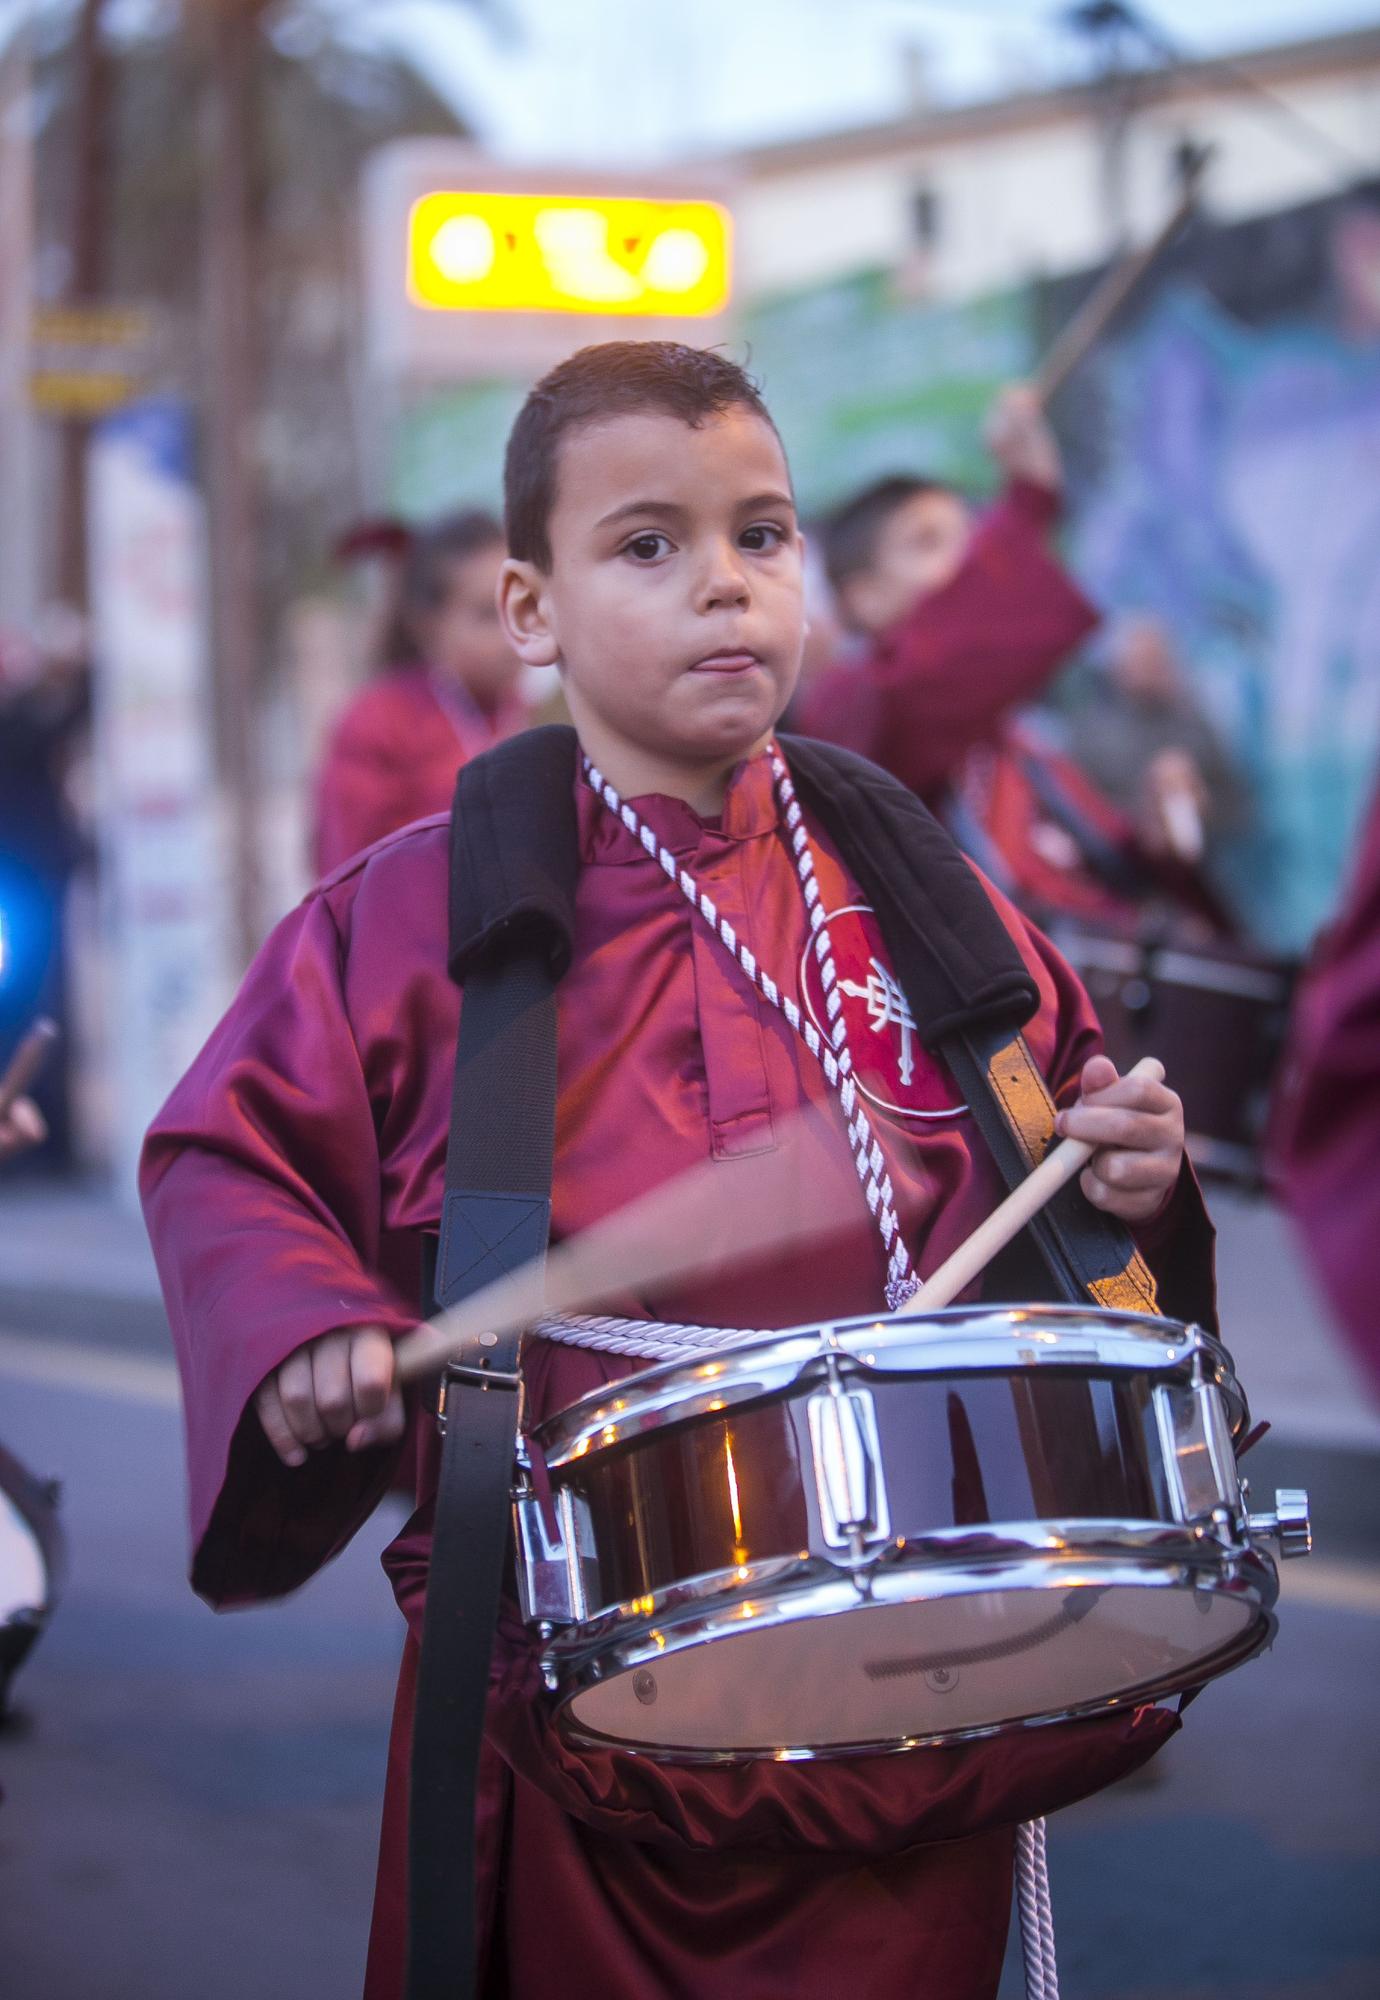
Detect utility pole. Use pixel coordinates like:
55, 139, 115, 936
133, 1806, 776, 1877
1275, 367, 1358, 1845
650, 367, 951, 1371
0, 14, 37, 635
1064, 0, 1148, 253
55, 0, 114, 612
198, 0, 268, 965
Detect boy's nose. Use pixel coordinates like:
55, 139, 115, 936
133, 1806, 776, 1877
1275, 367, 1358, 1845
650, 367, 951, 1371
698, 550, 751, 611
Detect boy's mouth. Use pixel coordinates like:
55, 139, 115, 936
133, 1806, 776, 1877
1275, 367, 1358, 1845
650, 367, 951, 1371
690, 650, 763, 675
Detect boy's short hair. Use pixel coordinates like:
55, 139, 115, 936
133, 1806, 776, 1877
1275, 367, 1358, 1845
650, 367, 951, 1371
505, 341, 779, 571
821, 475, 956, 592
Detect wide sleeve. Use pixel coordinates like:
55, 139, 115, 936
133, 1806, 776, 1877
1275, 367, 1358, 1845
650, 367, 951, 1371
801, 482, 1100, 800
140, 885, 420, 1607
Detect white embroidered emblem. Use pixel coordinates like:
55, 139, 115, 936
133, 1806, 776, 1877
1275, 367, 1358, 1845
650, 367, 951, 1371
800, 905, 968, 1124
838, 958, 917, 1086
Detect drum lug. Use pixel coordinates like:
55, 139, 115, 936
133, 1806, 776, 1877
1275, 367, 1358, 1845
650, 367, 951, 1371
1247, 1488, 1313, 1560
514, 1484, 599, 1625
807, 1375, 891, 1562
1154, 1377, 1241, 1528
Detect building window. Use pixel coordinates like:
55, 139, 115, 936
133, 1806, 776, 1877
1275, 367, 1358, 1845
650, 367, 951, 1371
1170, 136, 1211, 203
910, 185, 941, 249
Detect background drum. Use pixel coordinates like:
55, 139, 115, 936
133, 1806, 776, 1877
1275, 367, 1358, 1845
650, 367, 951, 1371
1047, 921, 1296, 1187
0, 1439, 65, 1722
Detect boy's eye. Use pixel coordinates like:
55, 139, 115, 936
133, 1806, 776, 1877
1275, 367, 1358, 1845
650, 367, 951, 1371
623, 532, 673, 563
740, 522, 788, 552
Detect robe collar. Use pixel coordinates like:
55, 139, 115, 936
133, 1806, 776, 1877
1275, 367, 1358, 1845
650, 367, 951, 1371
578, 745, 781, 866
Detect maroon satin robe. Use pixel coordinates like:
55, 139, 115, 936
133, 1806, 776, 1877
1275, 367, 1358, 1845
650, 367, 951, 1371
312, 664, 528, 877
142, 749, 1212, 1999
1273, 778, 1380, 1397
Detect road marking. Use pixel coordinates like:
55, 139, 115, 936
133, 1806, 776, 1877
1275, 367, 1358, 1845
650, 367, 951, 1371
1279, 1558, 1380, 1617
0, 1329, 181, 1408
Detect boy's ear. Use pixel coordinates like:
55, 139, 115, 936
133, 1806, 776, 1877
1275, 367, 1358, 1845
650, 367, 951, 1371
498, 558, 561, 668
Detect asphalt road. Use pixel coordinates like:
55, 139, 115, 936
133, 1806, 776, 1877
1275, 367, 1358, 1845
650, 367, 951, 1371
2, 1319, 1377, 2000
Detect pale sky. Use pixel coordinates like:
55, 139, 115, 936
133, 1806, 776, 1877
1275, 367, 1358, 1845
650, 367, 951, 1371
342, 0, 1380, 164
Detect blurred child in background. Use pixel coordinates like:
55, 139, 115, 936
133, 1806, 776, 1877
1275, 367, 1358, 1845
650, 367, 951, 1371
312, 511, 528, 875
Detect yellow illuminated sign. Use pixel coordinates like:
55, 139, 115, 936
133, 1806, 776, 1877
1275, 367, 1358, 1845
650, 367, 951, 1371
407, 191, 731, 318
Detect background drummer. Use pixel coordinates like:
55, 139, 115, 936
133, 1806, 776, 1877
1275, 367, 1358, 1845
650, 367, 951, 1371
141, 339, 1214, 2000
800, 388, 1231, 934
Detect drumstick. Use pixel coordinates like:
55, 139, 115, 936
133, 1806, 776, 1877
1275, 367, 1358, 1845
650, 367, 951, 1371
898, 1056, 1166, 1317
0, 1018, 59, 1121
393, 1106, 857, 1387
1030, 155, 1210, 407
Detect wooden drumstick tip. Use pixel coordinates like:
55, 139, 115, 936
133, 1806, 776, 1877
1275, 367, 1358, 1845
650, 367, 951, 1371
0, 1017, 60, 1119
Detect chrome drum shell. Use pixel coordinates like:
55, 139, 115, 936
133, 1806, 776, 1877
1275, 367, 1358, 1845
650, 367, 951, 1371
516, 1306, 1287, 1762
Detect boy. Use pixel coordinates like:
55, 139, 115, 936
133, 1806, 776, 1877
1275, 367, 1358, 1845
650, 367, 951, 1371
801, 392, 1199, 925
800, 387, 1089, 809
142, 342, 1212, 2000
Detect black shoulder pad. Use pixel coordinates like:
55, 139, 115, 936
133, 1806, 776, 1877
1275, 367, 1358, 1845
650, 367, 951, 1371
448, 724, 581, 984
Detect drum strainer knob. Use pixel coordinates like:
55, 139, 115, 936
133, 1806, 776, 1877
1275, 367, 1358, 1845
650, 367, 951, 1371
1247, 1487, 1312, 1559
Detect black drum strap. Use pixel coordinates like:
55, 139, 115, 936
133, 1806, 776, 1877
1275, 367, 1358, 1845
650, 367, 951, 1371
406, 951, 559, 2000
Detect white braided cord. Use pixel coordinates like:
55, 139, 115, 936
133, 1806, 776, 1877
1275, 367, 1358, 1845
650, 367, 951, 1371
1015, 1816, 1061, 2000
584, 747, 920, 1312
570, 757, 1056, 1995
533, 1312, 769, 1362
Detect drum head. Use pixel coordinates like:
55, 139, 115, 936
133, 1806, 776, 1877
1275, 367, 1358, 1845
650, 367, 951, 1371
562, 1560, 1271, 1756
0, 1484, 47, 1624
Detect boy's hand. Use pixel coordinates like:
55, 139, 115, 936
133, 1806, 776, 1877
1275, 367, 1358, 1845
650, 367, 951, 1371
0, 1095, 46, 1162
255, 1326, 405, 1469
984, 384, 1063, 494
1054, 1054, 1185, 1224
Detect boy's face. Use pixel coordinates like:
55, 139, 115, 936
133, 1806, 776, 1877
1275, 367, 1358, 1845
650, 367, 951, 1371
414, 544, 522, 710
841, 488, 973, 637
500, 406, 804, 789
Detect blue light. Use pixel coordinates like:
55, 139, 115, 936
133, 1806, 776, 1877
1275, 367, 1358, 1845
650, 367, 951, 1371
0, 865, 58, 1004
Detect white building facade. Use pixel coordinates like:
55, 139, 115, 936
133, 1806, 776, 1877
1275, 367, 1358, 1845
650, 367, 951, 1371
727, 27, 1380, 304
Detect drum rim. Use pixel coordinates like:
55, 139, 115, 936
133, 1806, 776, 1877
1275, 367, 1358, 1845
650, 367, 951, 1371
547, 1539, 1278, 1764
531, 1306, 1243, 1467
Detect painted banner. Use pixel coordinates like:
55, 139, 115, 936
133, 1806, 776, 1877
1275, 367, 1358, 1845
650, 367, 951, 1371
1045, 189, 1380, 951
744, 269, 1035, 511
87, 399, 232, 1197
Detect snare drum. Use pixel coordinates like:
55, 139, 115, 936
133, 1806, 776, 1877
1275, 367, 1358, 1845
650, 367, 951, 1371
1047, 921, 1296, 1185
515, 1307, 1309, 1761
0, 1439, 64, 1718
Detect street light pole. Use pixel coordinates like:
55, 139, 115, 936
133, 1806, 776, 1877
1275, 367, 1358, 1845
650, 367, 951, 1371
198, 0, 268, 966
0, 14, 37, 636
55, 0, 113, 613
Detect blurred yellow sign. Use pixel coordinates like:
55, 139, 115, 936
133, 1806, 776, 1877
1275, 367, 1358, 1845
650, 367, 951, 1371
29, 369, 141, 416
407, 191, 731, 317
